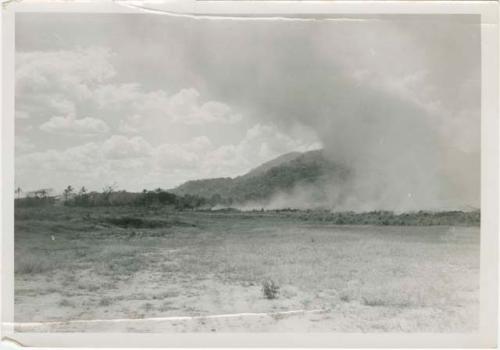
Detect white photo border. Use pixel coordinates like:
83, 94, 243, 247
1, 1, 498, 347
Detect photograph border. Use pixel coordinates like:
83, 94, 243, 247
1, 1, 498, 347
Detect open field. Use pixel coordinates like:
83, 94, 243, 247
14, 206, 479, 332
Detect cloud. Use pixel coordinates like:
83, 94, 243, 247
15, 137, 152, 192
16, 122, 319, 192
49, 98, 76, 116
185, 136, 212, 152
40, 115, 109, 135
167, 88, 242, 125
102, 135, 152, 159
15, 138, 35, 153
16, 47, 115, 98
95, 85, 242, 126
15, 47, 116, 126
118, 114, 143, 134
154, 144, 199, 170
199, 123, 321, 177
16, 45, 245, 166
17, 142, 102, 174
153, 136, 213, 172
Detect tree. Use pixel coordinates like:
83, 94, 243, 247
102, 183, 117, 195
37, 189, 48, 199
15, 187, 22, 199
102, 183, 117, 205
74, 186, 89, 206
209, 193, 222, 207
63, 185, 74, 201
158, 190, 177, 205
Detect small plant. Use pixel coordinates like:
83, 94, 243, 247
340, 294, 350, 302
262, 279, 280, 299
15, 255, 53, 275
361, 296, 386, 307
59, 299, 74, 307
141, 302, 154, 311
99, 297, 112, 307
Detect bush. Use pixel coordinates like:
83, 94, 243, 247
15, 255, 54, 275
59, 299, 75, 307
99, 297, 112, 306
262, 279, 280, 299
102, 216, 166, 228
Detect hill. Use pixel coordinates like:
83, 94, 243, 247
170, 149, 348, 206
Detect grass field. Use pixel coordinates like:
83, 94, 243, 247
14, 206, 479, 332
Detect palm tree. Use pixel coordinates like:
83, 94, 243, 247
63, 185, 74, 201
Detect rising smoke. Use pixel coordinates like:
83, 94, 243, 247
187, 16, 480, 211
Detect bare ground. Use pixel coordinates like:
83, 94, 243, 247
14, 206, 479, 332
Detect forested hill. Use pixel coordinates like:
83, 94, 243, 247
170, 149, 348, 205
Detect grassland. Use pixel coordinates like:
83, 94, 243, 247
14, 206, 479, 332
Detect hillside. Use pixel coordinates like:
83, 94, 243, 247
170, 149, 348, 205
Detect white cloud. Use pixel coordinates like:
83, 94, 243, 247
118, 114, 143, 134
16, 47, 115, 99
17, 142, 101, 174
167, 88, 242, 125
154, 144, 199, 170
15, 47, 116, 128
15, 46, 318, 191
16, 123, 321, 192
184, 136, 212, 152
16, 46, 244, 160
49, 98, 76, 116
40, 115, 109, 135
240, 123, 320, 158
152, 136, 214, 171
199, 123, 321, 178
102, 135, 152, 159
97, 85, 242, 126
94, 83, 142, 110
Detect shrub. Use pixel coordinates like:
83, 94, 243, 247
15, 255, 53, 275
141, 302, 154, 311
99, 297, 112, 306
361, 296, 386, 307
103, 216, 159, 228
59, 299, 75, 307
339, 294, 351, 302
101, 216, 194, 229
262, 279, 280, 299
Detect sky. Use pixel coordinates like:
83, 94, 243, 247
15, 13, 481, 210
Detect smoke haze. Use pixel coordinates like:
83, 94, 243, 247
15, 14, 480, 210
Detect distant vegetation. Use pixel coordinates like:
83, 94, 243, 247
14, 149, 480, 226
262, 208, 480, 226
14, 186, 480, 226
14, 189, 480, 226
15, 187, 211, 210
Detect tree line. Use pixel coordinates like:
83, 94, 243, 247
14, 185, 228, 210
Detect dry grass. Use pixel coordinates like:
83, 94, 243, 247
59, 299, 75, 308
14, 206, 480, 332
15, 255, 54, 275
98, 297, 113, 307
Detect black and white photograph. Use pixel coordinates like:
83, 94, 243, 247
2, 2, 498, 345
